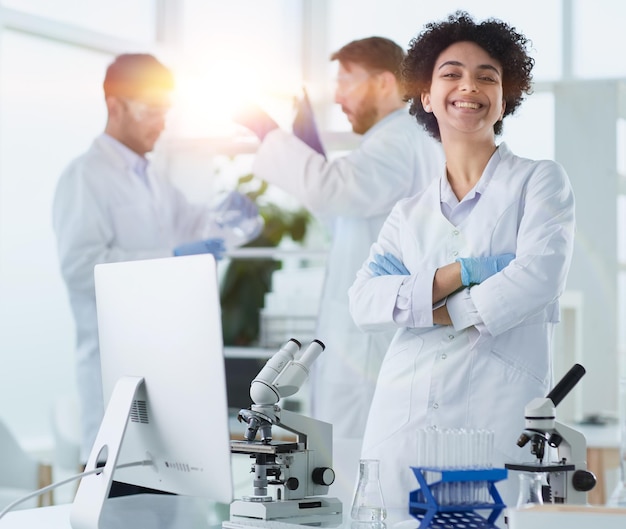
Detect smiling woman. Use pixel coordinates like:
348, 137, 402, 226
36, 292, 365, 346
403, 12, 533, 142
348, 11, 576, 510
421, 41, 506, 150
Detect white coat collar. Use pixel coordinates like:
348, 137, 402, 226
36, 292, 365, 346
439, 144, 503, 224
418, 142, 513, 228
98, 133, 149, 176
92, 134, 155, 193
363, 108, 409, 140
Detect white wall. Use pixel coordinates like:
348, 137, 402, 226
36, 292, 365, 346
0, 4, 156, 451
554, 81, 620, 417
0, 30, 112, 448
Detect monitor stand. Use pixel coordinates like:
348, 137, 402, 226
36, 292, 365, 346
70, 376, 145, 529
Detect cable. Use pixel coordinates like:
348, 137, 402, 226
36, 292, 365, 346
0, 459, 151, 521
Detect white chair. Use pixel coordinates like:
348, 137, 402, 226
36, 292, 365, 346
0, 418, 53, 509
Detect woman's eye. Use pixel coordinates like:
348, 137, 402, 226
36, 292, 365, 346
478, 71, 500, 82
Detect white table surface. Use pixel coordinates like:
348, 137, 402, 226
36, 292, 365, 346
506, 504, 626, 529
7, 496, 626, 529
0, 498, 413, 529
1, 494, 219, 529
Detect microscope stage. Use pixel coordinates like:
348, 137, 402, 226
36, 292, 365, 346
505, 461, 576, 472
230, 440, 300, 455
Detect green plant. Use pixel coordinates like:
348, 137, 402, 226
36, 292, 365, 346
220, 174, 311, 346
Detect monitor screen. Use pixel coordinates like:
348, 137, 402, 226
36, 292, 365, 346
225, 357, 264, 412
71, 255, 233, 528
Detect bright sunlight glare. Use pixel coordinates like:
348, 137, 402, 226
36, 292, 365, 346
169, 59, 301, 138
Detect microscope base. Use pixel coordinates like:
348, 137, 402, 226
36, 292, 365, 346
230, 497, 342, 520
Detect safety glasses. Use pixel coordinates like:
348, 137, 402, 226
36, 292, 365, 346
122, 98, 171, 121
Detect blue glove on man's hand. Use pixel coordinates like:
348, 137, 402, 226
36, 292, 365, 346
292, 88, 326, 157
369, 252, 410, 277
232, 104, 279, 141
173, 238, 226, 259
456, 253, 515, 286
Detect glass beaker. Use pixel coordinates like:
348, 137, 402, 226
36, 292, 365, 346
351, 459, 387, 522
516, 472, 545, 507
206, 191, 265, 250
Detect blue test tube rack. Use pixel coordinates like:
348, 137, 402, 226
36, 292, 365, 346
409, 466, 507, 529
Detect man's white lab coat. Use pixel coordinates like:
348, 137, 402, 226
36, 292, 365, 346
53, 135, 222, 460
253, 109, 444, 439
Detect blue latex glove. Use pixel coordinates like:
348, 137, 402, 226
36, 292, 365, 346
369, 252, 410, 277
232, 104, 279, 141
216, 191, 258, 222
456, 253, 515, 286
292, 88, 326, 158
173, 238, 226, 259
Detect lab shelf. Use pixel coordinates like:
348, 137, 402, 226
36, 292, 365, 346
409, 467, 507, 529
224, 346, 276, 359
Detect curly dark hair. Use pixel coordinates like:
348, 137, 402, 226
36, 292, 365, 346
403, 11, 534, 140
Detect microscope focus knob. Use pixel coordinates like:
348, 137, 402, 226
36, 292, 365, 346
312, 467, 335, 486
572, 469, 596, 492
285, 477, 299, 490
548, 432, 563, 448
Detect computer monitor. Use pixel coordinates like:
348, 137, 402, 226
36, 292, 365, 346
71, 255, 233, 529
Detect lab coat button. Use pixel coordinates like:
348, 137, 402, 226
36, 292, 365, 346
433, 403, 439, 409
453, 230, 459, 236
448, 334, 454, 340
441, 354, 447, 360
452, 251, 459, 256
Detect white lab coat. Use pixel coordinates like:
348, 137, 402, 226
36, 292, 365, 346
52, 134, 227, 460
348, 143, 575, 509
253, 110, 444, 441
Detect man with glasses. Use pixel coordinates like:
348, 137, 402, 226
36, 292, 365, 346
52, 54, 260, 477
235, 37, 444, 450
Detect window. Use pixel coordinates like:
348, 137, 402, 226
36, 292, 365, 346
0, 29, 112, 440
3, 0, 157, 43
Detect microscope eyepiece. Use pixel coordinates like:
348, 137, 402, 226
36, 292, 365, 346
546, 363, 585, 407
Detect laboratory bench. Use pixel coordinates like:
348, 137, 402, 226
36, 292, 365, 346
0, 495, 361, 529
3, 494, 626, 529
222, 360, 621, 507
0, 494, 219, 528
224, 346, 276, 360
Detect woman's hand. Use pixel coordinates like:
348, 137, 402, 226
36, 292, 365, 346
368, 252, 410, 276
456, 254, 515, 286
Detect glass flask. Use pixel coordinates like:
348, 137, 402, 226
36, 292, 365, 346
516, 472, 544, 507
205, 191, 264, 250
213, 210, 264, 249
351, 459, 387, 522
